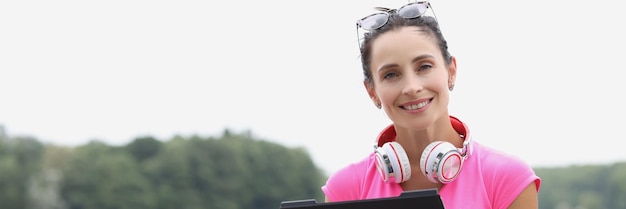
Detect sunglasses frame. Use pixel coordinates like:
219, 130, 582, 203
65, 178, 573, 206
355, 1, 437, 49
356, 1, 433, 31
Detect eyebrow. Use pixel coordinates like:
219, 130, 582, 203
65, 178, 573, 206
376, 54, 436, 72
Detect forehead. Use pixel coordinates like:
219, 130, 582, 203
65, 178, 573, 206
370, 26, 441, 62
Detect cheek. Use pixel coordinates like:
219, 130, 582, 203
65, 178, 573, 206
376, 86, 399, 104
437, 80, 450, 91
430, 71, 452, 90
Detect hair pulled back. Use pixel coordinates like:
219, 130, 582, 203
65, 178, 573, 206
360, 14, 451, 84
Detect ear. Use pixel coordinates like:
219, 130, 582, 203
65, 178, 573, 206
448, 56, 458, 89
364, 80, 379, 105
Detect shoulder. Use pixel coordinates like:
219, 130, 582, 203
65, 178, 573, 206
321, 153, 375, 201
472, 141, 536, 176
322, 153, 373, 200
471, 141, 541, 208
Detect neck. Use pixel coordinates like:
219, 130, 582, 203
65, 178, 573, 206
394, 119, 465, 163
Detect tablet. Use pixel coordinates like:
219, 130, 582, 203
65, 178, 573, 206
279, 189, 445, 209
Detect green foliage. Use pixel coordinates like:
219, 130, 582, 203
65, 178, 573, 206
0, 155, 23, 209
0, 135, 45, 209
126, 136, 162, 162
536, 162, 626, 209
60, 141, 155, 209
0, 129, 326, 209
609, 163, 626, 208
137, 133, 326, 209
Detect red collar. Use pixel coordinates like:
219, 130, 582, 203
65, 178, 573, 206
376, 115, 469, 147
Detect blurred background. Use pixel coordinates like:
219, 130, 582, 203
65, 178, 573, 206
1, 0, 625, 208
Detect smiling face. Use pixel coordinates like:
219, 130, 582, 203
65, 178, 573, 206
365, 26, 457, 130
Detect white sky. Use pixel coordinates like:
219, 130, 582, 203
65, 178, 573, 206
1, 0, 625, 175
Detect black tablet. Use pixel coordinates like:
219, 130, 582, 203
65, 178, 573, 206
280, 189, 445, 209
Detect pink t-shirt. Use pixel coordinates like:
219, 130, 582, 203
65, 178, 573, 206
321, 118, 541, 209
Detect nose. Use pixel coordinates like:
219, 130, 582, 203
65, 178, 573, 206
401, 74, 424, 95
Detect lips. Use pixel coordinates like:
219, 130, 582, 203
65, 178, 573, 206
400, 98, 432, 110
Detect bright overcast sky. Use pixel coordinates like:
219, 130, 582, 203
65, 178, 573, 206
1, 0, 625, 175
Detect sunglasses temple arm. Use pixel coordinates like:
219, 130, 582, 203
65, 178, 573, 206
430, 4, 439, 22
355, 24, 361, 51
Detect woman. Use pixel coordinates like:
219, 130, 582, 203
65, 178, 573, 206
321, 2, 541, 208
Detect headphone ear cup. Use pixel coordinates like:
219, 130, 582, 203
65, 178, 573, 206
375, 142, 411, 183
374, 146, 392, 182
420, 141, 464, 184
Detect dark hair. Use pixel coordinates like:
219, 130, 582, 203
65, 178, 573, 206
360, 14, 452, 84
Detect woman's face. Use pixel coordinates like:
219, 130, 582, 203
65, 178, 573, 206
366, 26, 456, 130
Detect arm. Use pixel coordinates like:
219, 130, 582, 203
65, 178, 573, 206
507, 182, 538, 209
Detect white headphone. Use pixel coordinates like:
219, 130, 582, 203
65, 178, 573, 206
373, 116, 471, 184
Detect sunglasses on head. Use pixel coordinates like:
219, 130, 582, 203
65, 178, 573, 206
356, 1, 433, 31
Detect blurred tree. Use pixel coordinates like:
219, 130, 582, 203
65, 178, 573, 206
140, 131, 326, 209
0, 155, 23, 208
13, 136, 44, 171
60, 141, 156, 209
27, 145, 73, 209
609, 162, 626, 208
577, 191, 604, 209
536, 162, 626, 209
39, 145, 73, 171
0, 125, 7, 141
141, 136, 203, 209
0, 129, 329, 209
0, 136, 45, 209
126, 136, 162, 162
27, 168, 65, 209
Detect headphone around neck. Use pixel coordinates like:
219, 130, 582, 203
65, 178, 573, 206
373, 116, 471, 184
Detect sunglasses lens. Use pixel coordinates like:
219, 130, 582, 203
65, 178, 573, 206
358, 13, 389, 30
398, 3, 428, 19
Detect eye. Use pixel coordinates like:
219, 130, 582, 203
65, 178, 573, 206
382, 71, 399, 79
418, 63, 433, 71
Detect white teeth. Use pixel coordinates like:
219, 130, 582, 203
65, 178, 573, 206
404, 101, 429, 110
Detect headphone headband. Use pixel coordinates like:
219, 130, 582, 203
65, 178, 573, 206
375, 115, 471, 157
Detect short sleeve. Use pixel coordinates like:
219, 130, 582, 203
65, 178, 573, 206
321, 161, 363, 202
483, 148, 541, 209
